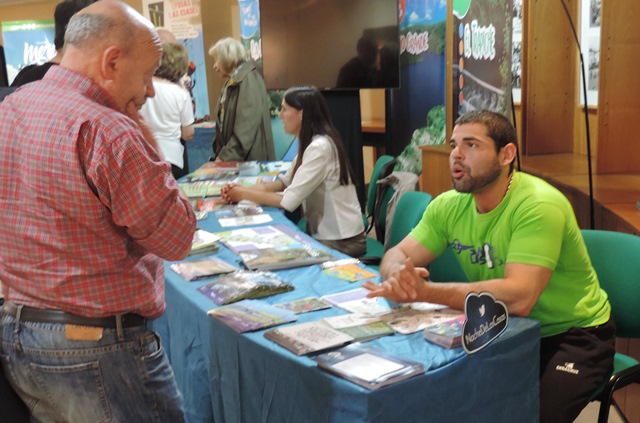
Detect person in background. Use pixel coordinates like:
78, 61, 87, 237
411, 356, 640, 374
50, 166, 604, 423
0, 1, 196, 422
221, 86, 366, 257
336, 33, 380, 88
10, 0, 95, 87
363, 110, 615, 423
140, 42, 195, 179
208, 37, 275, 162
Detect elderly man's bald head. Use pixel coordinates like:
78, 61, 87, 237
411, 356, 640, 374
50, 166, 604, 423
64, 0, 159, 53
61, 0, 162, 113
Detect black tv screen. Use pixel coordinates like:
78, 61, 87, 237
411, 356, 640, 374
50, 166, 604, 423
259, 0, 400, 90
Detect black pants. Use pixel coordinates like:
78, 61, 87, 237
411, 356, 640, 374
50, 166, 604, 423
539, 317, 616, 423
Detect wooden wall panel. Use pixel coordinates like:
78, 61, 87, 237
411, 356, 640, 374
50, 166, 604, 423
420, 145, 452, 199
597, 0, 640, 174
523, 0, 578, 155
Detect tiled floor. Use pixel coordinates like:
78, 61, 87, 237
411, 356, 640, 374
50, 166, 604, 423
574, 401, 624, 423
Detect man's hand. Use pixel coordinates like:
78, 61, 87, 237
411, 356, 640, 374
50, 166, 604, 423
125, 101, 162, 158
363, 258, 430, 302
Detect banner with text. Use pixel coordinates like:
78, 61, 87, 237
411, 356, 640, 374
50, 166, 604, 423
452, 0, 513, 120
238, 0, 262, 69
390, 0, 447, 174
1, 20, 54, 85
143, 0, 211, 120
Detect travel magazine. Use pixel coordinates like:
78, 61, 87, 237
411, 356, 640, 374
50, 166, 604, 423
313, 343, 424, 390
197, 270, 294, 305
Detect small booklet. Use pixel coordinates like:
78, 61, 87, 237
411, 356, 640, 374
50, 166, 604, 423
264, 321, 355, 355
380, 305, 463, 335
185, 168, 239, 182
238, 245, 334, 271
189, 229, 221, 256
313, 343, 425, 390
423, 314, 466, 348
194, 211, 209, 221
274, 297, 332, 314
322, 263, 377, 282
170, 256, 238, 282
323, 314, 394, 342
192, 197, 226, 212
215, 207, 274, 227
321, 288, 392, 317
215, 224, 316, 255
179, 180, 224, 198
207, 299, 297, 332
197, 270, 294, 305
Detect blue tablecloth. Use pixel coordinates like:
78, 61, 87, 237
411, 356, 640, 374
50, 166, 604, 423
151, 209, 540, 423
187, 127, 215, 173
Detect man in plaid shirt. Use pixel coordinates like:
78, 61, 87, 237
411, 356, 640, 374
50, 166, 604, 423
0, 1, 196, 421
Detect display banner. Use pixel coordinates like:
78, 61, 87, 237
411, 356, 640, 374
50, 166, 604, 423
452, 0, 512, 120
237, 0, 289, 159
238, 0, 262, 68
1, 20, 55, 85
143, 0, 211, 120
389, 0, 447, 174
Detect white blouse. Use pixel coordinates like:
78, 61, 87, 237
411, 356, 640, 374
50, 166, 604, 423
279, 135, 364, 240
140, 78, 194, 168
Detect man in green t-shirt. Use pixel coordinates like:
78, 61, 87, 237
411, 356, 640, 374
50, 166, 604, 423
364, 110, 615, 423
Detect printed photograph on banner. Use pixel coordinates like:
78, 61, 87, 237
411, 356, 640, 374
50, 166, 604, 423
580, 0, 600, 106
391, 0, 448, 175
452, 0, 513, 120
511, 0, 522, 103
142, 0, 211, 120
1, 20, 55, 85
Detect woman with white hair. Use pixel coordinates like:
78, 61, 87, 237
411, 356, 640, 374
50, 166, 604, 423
208, 37, 275, 162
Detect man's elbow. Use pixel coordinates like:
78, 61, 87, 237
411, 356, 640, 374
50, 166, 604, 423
508, 299, 537, 317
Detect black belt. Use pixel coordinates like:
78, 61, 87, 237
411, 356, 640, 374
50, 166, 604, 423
1, 302, 146, 329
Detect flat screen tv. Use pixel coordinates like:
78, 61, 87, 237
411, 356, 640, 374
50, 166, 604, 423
259, 0, 400, 90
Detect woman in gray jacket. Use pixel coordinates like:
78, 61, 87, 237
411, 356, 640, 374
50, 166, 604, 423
208, 38, 275, 162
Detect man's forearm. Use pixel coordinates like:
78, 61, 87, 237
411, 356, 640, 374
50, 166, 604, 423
379, 246, 410, 280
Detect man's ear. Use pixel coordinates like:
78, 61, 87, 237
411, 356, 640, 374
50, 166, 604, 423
500, 142, 517, 167
100, 46, 121, 81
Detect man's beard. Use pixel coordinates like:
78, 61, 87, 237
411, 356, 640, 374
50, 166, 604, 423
452, 161, 502, 193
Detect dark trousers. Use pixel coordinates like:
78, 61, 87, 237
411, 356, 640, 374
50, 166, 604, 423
539, 317, 616, 423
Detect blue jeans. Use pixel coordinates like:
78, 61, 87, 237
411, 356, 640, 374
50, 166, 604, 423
0, 314, 186, 423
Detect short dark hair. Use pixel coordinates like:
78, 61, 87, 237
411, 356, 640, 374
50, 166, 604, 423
454, 110, 518, 171
54, 0, 95, 50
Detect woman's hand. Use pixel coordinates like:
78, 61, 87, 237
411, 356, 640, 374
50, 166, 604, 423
221, 183, 243, 203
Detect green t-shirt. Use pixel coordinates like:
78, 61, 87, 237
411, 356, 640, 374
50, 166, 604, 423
411, 171, 610, 337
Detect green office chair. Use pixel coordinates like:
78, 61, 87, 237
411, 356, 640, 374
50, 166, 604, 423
581, 229, 640, 423
360, 191, 432, 269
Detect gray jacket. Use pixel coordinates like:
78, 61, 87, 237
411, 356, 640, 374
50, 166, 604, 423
213, 61, 275, 161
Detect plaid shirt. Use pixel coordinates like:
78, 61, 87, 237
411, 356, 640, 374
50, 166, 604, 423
0, 66, 196, 318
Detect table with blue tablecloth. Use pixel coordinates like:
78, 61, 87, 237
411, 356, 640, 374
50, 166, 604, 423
151, 208, 540, 423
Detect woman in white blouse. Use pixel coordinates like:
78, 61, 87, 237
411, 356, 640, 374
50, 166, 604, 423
221, 86, 366, 257
140, 42, 195, 179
